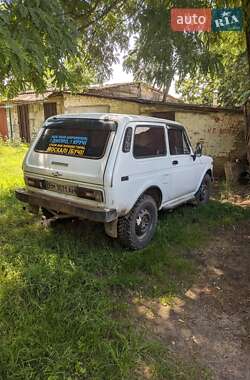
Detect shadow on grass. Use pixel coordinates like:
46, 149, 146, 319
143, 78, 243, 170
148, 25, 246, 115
0, 189, 249, 379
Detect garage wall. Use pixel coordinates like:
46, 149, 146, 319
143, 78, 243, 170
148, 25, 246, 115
8, 106, 19, 140
65, 105, 110, 114
63, 95, 245, 175
10, 97, 64, 141
10, 103, 45, 141
63, 95, 140, 115
175, 111, 245, 176
140, 104, 245, 176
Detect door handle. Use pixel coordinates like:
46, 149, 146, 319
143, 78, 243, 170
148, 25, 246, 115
172, 160, 178, 165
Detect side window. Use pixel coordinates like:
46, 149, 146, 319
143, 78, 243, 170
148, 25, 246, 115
168, 128, 190, 155
133, 125, 166, 158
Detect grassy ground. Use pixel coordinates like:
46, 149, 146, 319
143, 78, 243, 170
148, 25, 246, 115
1, 143, 250, 380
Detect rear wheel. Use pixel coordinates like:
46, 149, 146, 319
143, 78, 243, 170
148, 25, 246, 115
195, 174, 212, 204
118, 195, 158, 250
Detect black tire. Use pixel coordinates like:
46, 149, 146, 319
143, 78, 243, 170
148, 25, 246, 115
117, 194, 158, 250
195, 174, 212, 205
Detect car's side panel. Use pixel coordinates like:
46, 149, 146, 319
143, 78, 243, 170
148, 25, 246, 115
108, 121, 213, 216
193, 156, 213, 193
166, 153, 198, 199
165, 125, 204, 200
103, 117, 129, 189
109, 121, 172, 214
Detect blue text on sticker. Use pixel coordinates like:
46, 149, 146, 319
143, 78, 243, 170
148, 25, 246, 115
50, 135, 88, 145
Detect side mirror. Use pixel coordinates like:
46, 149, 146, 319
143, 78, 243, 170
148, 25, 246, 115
192, 142, 203, 161
195, 142, 203, 156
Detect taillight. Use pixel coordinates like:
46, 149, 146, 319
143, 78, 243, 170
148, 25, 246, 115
76, 187, 103, 202
25, 176, 45, 189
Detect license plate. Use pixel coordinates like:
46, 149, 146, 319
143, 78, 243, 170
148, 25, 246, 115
46, 181, 76, 195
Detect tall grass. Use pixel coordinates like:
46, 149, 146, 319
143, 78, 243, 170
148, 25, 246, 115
0, 144, 249, 379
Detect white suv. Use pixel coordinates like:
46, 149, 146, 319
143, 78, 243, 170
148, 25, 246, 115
16, 113, 213, 249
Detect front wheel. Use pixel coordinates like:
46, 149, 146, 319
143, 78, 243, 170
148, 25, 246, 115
195, 174, 212, 205
117, 195, 158, 250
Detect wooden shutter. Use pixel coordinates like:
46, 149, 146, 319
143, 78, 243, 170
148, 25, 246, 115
17, 104, 30, 142
0, 108, 8, 139
44, 102, 57, 120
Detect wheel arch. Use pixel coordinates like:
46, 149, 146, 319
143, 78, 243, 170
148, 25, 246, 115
107, 185, 162, 240
194, 166, 213, 195
206, 168, 213, 179
142, 186, 163, 209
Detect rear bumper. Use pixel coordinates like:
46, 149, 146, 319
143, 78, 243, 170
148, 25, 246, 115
15, 188, 117, 223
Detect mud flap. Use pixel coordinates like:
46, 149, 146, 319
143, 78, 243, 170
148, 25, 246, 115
104, 219, 118, 238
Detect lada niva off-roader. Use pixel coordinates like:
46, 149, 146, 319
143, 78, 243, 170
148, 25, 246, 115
16, 113, 213, 249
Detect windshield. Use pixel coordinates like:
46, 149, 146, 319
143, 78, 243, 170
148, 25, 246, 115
35, 118, 116, 159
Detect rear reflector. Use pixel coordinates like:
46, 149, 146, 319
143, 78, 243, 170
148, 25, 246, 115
25, 176, 45, 189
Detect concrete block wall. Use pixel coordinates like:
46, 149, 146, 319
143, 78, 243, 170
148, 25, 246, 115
28, 103, 45, 139
63, 95, 140, 115
8, 106, 19, 140
175, 111, 245, 176
140, 103, 245, 176
10, 97, 64, 141
63, 95, 245, 176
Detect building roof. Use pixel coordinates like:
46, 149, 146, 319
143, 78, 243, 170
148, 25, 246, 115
79, 91, 243, 113
0, 82, 243, 113
87, 82, 182, 103
0, 90, 57, 105
0, 82, 180, 104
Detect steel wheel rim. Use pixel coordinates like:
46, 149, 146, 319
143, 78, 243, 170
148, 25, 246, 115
135, 208, 152, 238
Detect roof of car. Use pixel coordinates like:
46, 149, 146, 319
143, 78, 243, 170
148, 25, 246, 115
48, 113, 184, 128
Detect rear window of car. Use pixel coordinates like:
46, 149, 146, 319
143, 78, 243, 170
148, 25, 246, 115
35, 118, 116, 159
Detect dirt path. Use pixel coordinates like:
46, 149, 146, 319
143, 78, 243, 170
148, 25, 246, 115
135, 220, 250, 379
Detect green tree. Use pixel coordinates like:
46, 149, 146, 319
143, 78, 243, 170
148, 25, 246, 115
124, 0, 250, 105
177, 32, 250, 106
242, 0, 250, 72
124, 0, 221, 100
0, 0, 128, 98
